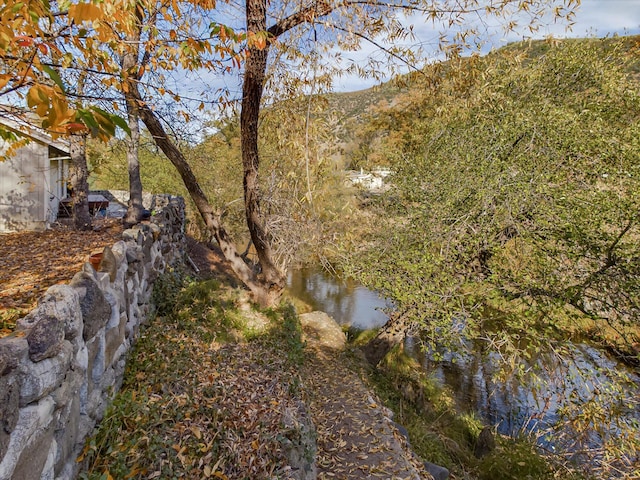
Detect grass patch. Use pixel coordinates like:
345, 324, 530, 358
344, 325, 379, 345
253, 301, 306, 367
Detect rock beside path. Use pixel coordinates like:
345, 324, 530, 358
299, 311, 346, 352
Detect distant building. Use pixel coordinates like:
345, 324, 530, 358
346, 167, 391, 191
0, 117, 70, 232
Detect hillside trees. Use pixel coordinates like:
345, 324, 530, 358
235, 0, 582, 302
346, 38, 640, 366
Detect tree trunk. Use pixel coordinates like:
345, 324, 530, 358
361, 311, 414, 366
132, 86, 278, 305
69, 133, 92, 231
122, 99, 145, 227
120, 15, 145, 228
240, 0, 286, 293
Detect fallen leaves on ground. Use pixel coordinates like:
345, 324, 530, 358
81, 291, 303, 480
300, 342, 431, 480
0, 220, 122, 335
77, 240, 431, 479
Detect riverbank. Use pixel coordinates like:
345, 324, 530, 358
78, 241, 636, 479
78, 244, 431, 479
288, 264, 640, 478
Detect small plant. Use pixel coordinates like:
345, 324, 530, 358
280, 302, 305, 366
151, 266, 190, 317
259, 301, 305, 366
477, 440, 554, 480
0, 308, 21, 336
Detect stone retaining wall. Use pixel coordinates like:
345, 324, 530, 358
0, 194, 186, 480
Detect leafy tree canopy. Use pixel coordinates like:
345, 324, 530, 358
345, 36, 640, 361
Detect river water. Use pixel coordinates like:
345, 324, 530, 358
287, 267, 391, 329
287, 267, 640, 470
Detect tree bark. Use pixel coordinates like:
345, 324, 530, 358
360, 311, 414, 366
121, 25, 145, 228
69, 133, 92, 231
122, 98, 145, 227
131, 85, 278, 305
241, 0, 286, 292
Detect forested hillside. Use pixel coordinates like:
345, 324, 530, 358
343, 35, 640, 354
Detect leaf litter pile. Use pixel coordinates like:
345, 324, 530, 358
80, 280, 306, 479
0, 219, 122, 335
79, 264, 431, 479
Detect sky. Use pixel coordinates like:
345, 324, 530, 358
169, 0, 640, 133
334, 0, 640, 91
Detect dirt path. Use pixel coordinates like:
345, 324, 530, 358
299, 312, 430, 480
189, 241, 431, 479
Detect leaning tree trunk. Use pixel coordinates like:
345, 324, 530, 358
240, 0, 286, 294
132, 86, 277, 305
361, 310, 414, 366
69, 133, 92, 231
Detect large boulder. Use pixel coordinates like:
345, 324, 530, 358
299, 311, 346, 351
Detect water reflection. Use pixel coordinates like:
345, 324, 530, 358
288, 267, 640, 472
411, 336, 640, 464
286, 268, 391, 329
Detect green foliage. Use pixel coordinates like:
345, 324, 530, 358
342, 36, 640, 477
346, 36, 640, 356
257, 301, 306, 367
366, 346, 589, 479
477, 441, 554, 480
151, 266, 191, 317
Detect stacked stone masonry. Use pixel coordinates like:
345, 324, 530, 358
0, 195, 186, 480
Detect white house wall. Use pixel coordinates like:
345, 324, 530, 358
46, 157, 69, 224
0, 140, 49, 232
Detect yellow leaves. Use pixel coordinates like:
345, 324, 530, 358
27, 84, 54, 116
193, 0, 216, 10
246, 31, 269, 50
0, 137, 29, 162
0, 74, 10, 90
203, 458, 227, 479
68, 2, 104, 23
